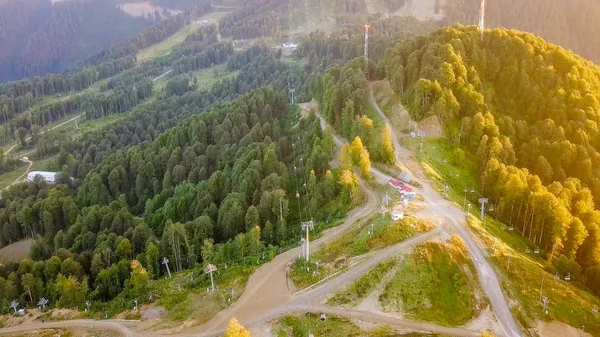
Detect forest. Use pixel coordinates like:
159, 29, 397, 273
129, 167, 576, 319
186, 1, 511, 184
444, 0, 600, 65
0, 0, 154, 82
0, 22, 369, 310
381, 25, 600, 296
296, 15, 440, 68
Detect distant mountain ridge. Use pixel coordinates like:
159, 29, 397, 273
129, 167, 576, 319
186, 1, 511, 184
0, 0, 157, 82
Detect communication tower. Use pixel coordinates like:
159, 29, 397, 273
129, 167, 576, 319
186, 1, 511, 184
478, 0, 486, 41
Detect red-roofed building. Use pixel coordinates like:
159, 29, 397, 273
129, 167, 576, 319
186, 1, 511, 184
389, 179, 416, 199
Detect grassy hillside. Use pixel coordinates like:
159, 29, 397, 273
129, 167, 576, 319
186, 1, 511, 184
381, 25, 600, 298
380, 239, 482, 326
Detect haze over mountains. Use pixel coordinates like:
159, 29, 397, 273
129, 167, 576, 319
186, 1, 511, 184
0, 0, 193, 82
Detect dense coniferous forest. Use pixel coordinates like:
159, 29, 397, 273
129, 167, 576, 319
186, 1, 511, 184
382, 25, 600, 296
444, 0, 600, 64
0, 31, 355, 309
296, 15, 440, 68
0, 0, 154, 82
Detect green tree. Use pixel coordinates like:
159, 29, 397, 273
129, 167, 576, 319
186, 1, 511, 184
145, 242, 160, 279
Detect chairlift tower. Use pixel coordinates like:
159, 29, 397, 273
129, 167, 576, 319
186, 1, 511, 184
162, 257, 172, 278
478, 0, 486, 41
37, 297, 49, 311
205, 264, 218, 292
289, 87, 295, 105
301, 220, 314, 261
478, 198, 489, 220
10, 300, 18, 314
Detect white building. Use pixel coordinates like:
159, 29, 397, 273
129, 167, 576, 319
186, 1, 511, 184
391, 209, 404, 221
26, 171, 58, 183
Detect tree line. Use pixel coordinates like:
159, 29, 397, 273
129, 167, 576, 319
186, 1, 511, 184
0, 22, 352, 312
0, 85, 357, 311
381, 24, 600, 295
314, 57, 394, 165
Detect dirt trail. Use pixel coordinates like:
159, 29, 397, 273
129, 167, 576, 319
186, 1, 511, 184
0, 320, 134, 337
368, 83, 522, 337
192, 106, 382, 334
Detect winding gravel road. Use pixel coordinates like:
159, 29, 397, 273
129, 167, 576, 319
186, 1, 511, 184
0, 91, 522, 337
368, 83, 522, 337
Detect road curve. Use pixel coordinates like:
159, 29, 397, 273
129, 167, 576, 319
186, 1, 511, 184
192, 109, 382, 335
368, 83, 522, 337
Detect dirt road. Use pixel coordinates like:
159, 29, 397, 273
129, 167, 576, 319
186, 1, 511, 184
0, 320, 134, 336
194, 147, 382, 335
368, 84, 522, 337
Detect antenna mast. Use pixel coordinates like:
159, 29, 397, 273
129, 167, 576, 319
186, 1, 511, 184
478, 0, 486, 41
364, 24, 370, 62
364, 24, 370, 78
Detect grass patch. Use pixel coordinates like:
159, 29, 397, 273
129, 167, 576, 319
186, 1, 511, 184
466, 214, 600, 333
276, 313, 449, 337
153, 263, 257, 324
328, 258, 398, 306
0, 163, 28, 190
137, 24, 201, 63
363, 100, 385, 130
381, 239, 481, 326
290, 212, 432, 290
401, 136, 480, 208
192, 64, 239, 91
402, 133, 600, 331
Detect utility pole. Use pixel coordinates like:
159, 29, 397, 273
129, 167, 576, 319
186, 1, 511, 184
289, 87, 295, 105
478, 0, 486, 41
205, 264, 218, 292
539, 277, 544, 303
463, 188, 467, 209
542, 296, 549, 314
384, 191, 390, 208
301, 220, 314, 261
162, 257, 172, 278
507, 255, 511, 270
479, 198, 489, 221
280, 198, 283, 224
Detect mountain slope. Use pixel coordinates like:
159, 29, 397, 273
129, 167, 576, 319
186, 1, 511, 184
0, 0, 154, 82
381, 25, 600, 294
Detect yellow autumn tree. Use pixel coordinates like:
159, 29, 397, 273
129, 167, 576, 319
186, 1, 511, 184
223, 318, 251, 337
340, 143, 352, 170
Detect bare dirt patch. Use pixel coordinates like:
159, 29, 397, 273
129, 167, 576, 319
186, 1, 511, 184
464, 307, 502, 336
118, 2, 182, 19
415, 116, 443, 137
140, 304, 166, 320
299, 99, 319, 119
535, 321, 592, 337
0, 239, 32, 264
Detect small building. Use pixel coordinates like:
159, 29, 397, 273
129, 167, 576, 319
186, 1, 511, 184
391, 209, 404, 221
26, 171, 58, 183
389, 179, 416, 199
388, 179, 403, 189
400, 185, 416, 199
282, 42, 298, 50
